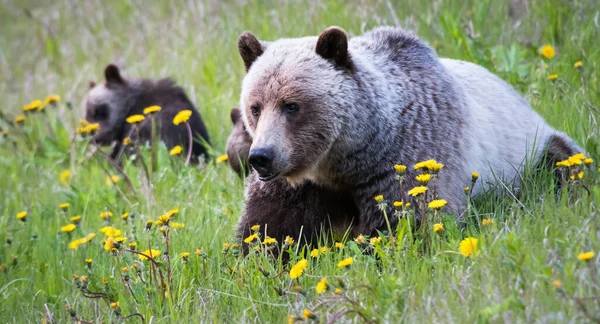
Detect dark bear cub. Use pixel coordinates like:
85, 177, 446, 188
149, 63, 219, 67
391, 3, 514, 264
84, 64, 210, 161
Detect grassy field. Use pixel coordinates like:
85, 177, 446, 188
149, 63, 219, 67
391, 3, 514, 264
1, 0, 599, 322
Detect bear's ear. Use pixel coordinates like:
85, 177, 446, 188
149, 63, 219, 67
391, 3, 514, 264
315, 26, 352, 70
89, 81, 96, 88
238, 32, 267, 72
104, 64, 125, 85
230, 108, 242, 124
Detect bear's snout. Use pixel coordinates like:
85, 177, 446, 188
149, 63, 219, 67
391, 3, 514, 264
248, 147, 276, 180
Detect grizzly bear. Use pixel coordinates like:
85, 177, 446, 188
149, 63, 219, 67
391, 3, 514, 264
235, 26, 583, 240
84, 64, 210, 161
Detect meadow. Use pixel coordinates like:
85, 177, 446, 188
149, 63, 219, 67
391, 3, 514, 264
1, 0, 599, 322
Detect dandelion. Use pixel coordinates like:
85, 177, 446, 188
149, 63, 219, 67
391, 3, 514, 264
370, 237, 382, 245
374, 195, 384, 203
262, 236, 277, 245
458, 237, 479, 257
85, 259, 92, 267
126, 114, 145, 124
335, 288, 343, 295
23, 100, 42, 112
110, 302, 120, 310
128, 242, 137, 249
69, 216, 81, 224
284, 236, 295, 246
171, 222, 185, 229
302, 309, 314, 320
540, 45, 555, 59
335, 242, 344, 249
408, 186, 427, 196
354, 234, 365, 244
195, 247, 205, 256
139, 249, 161, 261
548, 74, 558, 81
393, 201, 403, 209
464, 187, 470, 193
100, 211, 113, 219
428, 199, 447, 209
574, 61, 583, 69
568, 153, 586, 165
61, 224, 76, 233
104, 237, 119, 251
251, 224, 260, 232
578, 251, 595, 261
310, 249, 320, 257
414, 159, 436, 170
68, 239, 82, 249
16, 211, 27, 222
143, 105, 161, 115
166, 208, 179, 216
44, 95, 60, 106
394, 164, 407, 174
180, 252, 190, 262
584, 158, 593, 166
316, 277, 328, 294
115, 236, 126, 244
173, 110, 192, 125
145, 220, 154, 230
405, 203, 411, 207
576, 171, 584, 179
433, 223, 444, 233
120, 212, 129, 221
429, 163, 444, 172
337, 257, 354, 268
289, 259, 308, 279
552, 280, 562, 288
158, 213, 171, 224
170, 145, 183, 156
15, 115, 26, 123
122, 137, 131, 145
481, 218, 494, 226
471, 172, 479, 181
216, 154, 228, 163
416, 173, 431, 184
556, 160, 572, 168
244, 233, 259, 244
100, 226, 121, 237
106, 175, 120, 185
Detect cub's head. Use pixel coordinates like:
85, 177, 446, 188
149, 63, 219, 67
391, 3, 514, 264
225, 108, 253, 177
84, 64, 135, 145
238, 27, 353, 184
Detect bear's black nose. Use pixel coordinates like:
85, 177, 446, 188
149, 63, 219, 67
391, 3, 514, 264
248, 147, 274, 178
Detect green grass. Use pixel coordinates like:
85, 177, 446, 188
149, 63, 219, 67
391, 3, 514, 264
1, 0, 599, 322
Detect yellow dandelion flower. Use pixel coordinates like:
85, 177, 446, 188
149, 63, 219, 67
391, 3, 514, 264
59, 203, 69, 210
195, 247, 205, 256
85, 258, 92, 265
123, 137, 131, 145
126, 114, 145, 124
354, 234, 365, 244
433, 223, 444, 233
540, 45, 555, 59
574, 61, 583, 69
80, 120, 89, 127
173, 110, 192, 125
302, 309, 314, 319
104, 237, 119, 251
568, 153, 586, 165
44, 95, 60, 106
284, 236, 295, 246
251, 224, 260, 232
416, 173, 431, 184
394, 164, 407, 174
216, 154, 228, 163
481, 218, 494, 226
337, 257, 354, 268
578, 251, 595, 261
319, 246, 328, 254
170, 145, 183, 156
393, 201, 403, 209
115, 236, 126, 244
548, 74, 558, 81
158, 213, 171, 224
414, 159, 439, 171
23, 100, 42, 112
262, 236, 277, 245
120, 212, 129, 220
464, 187, 470, 192
110, 302, 120, 309
85, 233, 96, 241
429, 163, 444, 172
100, 211, 113, 219
471, 172, 479, 181
428, 199, 447, 209
61, 224, 76, 233
16, 211, 27, 222
556, 160, 572, 168
86, 123, 100, 132
577, 171, 584, 179
106, 175, 120, 185
68, 239, 82, 249
310, 249, 320, 257
143, 105, 161, 115
128, 242, 137, 249
370, 237, 382, 245
100, 226, 121, 237
584, 158, 593, 166
71, 215, 81, 224
171, 222, 185, 229
552, 280, 562, 288
139, 249, 161, 261
316, 277, 328, 294
244, 233, 259, 244
289, 259, 308, 279
374, 195, 384, 203
223, 242, 231, 249
180, 252, 190, 259
335, 288, 343, 295
459, 237, 479, 257
15, 115, 26, 123
405, 202, 411, 207
335, 242, 344, 249
408, 186, 427, 196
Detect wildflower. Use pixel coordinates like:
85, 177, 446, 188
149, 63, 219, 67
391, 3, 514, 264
100, 226, 121, 237
143, 105, 161, 115
574, 61, 583, 69
394, 164, 407, 174
405, 202, 411, 207
155, 220, 163, 226
481, 218, 494, 226
195, 247, 206, 256
408, 186, 427, 196
0, 130, 7, 136
284, 236, 295, 246
115, 236, 126, 244
23, 100, 42, 112
180, 252, 190, 262
393, 201, 403, 209
216, 154, 228, 163
104, 237, 119, 251
126, 114, 145, 124
471, 172, 479, 181
102, 278, 109, 285
128, 242, 137, 249
458, 237, 479, 257
110, 302, 120, 310
123, 137, 131, 145
59, 203, 70, 210
370, 237, 382, 245
302, 309, 314, 320
316, 277, 328, 294
584, 158, 593, 166
139, 249, 161, 261
170, 145, 183, 156
44, 95, 60, 106
166, 208, 179, 216
539, 45, 555, 59
429, 163, 444, 172
548, 74, 558, 81
15, 115, 26, 123
85, 259, 92, 267
244, 233, 259, 244
310, 249, 320, 257
577, 171, 584, 179
464, 187, 470, 193
414, 159, 436, 170
433, 223, 444, 233
335, 242, 344, 249
374, 195, 384, 203
556, 160, 572, 168
85, 233, 96, 241
68, 239, 82, 249
335, 288, 343, 295
578, 251, 595, 261
145, 220, 153, 230
158, 213, 171, 224
100, 211, 113, 219
289, 259, 308, 279
173, 110, 192, 125
68, 216, 81, 225
106, 175, 119, 185
552, 280, 562, 288
223, 242, 231, 250
337, 257, 354, 268
428, 199, 447, 209
59, 170, 71, 185
262, 236, 277, 245
171, 222, 185, 229
61, 224, 76, 233
121, 212, 129, 220
354, 234, 365, 244
16, 211, 27, 222
86, 123, 100, 133
568, 153, 586, 165
416, 173, 431, 184
251, 224, 260, 232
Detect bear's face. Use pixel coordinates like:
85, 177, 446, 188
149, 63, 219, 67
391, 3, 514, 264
238, 27, 353, 184
225, 108, 253, 177
84, 65, 134, 145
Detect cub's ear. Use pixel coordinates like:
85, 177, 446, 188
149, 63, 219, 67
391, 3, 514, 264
238, 32, 267, 72
315, 26, 352, 70
230, 108, 242, 124
89, 81, 96, 88
104, 64, 125, 84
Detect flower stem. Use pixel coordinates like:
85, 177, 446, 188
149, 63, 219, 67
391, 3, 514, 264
185, 123, 193, 165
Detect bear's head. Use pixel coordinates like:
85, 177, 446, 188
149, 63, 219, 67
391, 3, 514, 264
237, 27, 354, 185
84, 64, 137, 145
226, 108, 253, 177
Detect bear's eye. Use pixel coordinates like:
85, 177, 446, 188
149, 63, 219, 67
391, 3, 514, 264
283, 102, 299, 114
250, 104, 260, 117
93, 104, 109, 120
